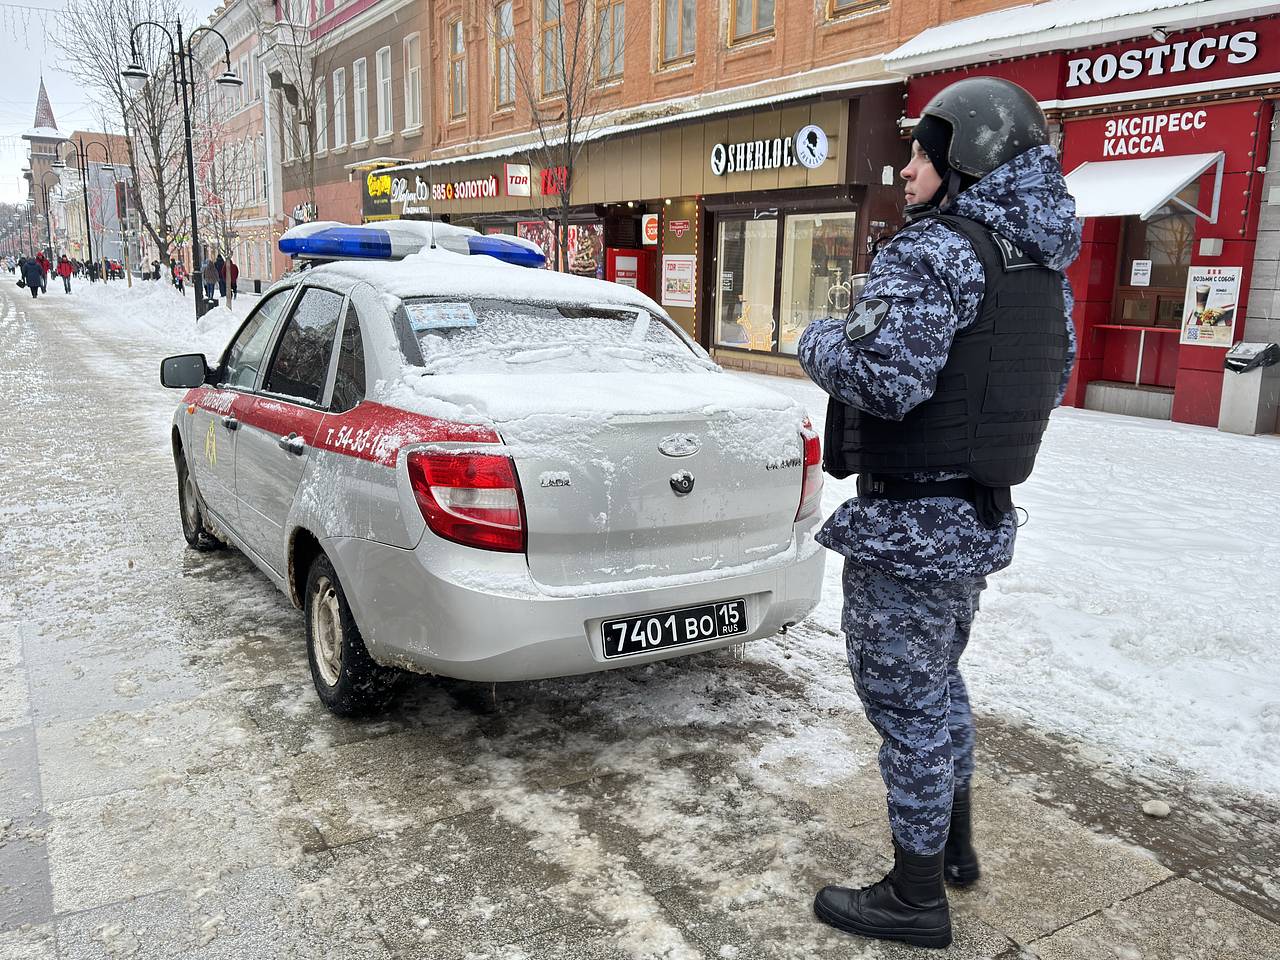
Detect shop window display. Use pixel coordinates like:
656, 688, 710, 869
715, 218, 778, 350
1115, 183, 1199, 328
779, 211, 858, 354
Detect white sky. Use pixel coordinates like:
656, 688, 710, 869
0, 0, 222, 203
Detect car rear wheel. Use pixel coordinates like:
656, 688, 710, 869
304, 554, 401, 717
176, 456, 221, 551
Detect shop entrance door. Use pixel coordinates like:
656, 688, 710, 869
714, 217, 778, 351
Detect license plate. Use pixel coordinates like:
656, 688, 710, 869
601, 598, 748, 659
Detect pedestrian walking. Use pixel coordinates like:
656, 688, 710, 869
215, 253, 227, 298
57, 255, 72, 294
228, 257, 239, 302
173, 260, 186, 296
21, 255, 43, 299
35, 250, 50, 292
201, 257, 217, 302
798, 78, 1080, 950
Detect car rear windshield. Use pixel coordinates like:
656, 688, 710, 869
401, 298, 709, 375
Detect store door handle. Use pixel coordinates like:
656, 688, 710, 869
221, 416, 238, 431
277, 433, 305, 456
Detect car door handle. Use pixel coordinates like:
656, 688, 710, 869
277, 433, 305, 455
221, 415, 238, 430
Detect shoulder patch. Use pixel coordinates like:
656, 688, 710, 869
845, 298, 890, 343
991, 233, 1037, 272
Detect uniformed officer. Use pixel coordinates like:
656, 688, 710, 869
797, 77, 1081, 949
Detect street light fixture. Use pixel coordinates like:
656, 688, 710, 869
120, 18, 241, 321
59, 135, 122, 277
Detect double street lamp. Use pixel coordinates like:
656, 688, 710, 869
35, 170, 59, 256
120, 17, 242, 321
52, 136, 115, 267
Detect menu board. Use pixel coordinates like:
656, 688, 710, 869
1179, 265, 1241, 347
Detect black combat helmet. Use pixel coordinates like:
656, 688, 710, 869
920, 77, 1049, 178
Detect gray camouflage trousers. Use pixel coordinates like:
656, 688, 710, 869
841, 559, 985, 856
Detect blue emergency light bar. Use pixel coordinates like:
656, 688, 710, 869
279, 220, 545, 268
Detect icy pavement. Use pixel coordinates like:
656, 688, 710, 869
1, 281, 1278, 959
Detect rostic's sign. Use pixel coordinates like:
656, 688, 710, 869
1066, 30, 1258, 89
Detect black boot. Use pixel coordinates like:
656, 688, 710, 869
813, 840, 952, 949
944, 785, 981, 887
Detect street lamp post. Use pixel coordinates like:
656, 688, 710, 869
36, 171, 58, 256
121, 17, 242, 322
53, 136, 115, 270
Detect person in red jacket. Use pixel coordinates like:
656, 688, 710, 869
56, 255, 73, 294
228, 257, 239, 302
35, 251, 50, 292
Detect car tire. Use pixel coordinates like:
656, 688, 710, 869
304, 554, 401, 717
176, 455, 222, 552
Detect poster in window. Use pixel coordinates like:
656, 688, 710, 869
661, 255, 696, 308
1179, 265, 1240, 347
567, 223, 603, 278
516, 220, 554, 268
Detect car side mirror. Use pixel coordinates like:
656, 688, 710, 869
160, 353, 210, 389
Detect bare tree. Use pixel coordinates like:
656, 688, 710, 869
489, 0, 631, 270
55, 0, 189, 267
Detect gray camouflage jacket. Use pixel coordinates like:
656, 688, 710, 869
797, 144, 1081, 582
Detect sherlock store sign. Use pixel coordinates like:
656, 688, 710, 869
906, 17, 1280, 114
710, 124, 829, 176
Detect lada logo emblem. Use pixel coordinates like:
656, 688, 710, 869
670, 470, 695, 497
658, 433, 700, 458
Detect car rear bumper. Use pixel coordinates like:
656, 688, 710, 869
324, 534, 825, 682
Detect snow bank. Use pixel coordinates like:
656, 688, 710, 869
67, 279, 251, 360
734, 371, 1280, 796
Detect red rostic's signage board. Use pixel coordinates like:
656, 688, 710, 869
906, 15, 1280, 116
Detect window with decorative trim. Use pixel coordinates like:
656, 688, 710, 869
731, 0, 773, 42
332, 68, 347, 146
315, 88, 327, 152
541, 0, 564, 95
494, 1, 516, 108
403, 33, 422, 128
352, 57, 368, 141
375, 45, 393, 135
827, 0, 888, 18
661, 0, 695, 64
449, 19, 467, 117
597, 0, 624, 79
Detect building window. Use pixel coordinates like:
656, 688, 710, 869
662, 0, 695, 63
332, 68, 347, 146
494, 1, 516, 109
257, 135, 266, 200
827, 0, 886, 17
731, 0, 774, 42
1113, 185, 1199, 328
597, 0, 624, 79
449, 19, 467, 118
375, 46, 392, 136
283, 106, 296, 162
778, 211, 859, 354
315, 87, 327, 152
715, 218, 777, 350
403, 33, 422, 128
542, 0, 564, 95
353, 57, 368, 142
239, 55, 250, 100
249, 52, 259, 99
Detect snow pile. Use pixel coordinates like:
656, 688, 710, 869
67, 279, 250, 360
736, 371, 1280, 796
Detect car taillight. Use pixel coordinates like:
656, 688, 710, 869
407, 451, 526, 552
796, 419, 824, 522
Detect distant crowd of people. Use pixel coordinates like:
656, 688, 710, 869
7, 248, 239, 304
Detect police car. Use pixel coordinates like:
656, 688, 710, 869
161, 220, 825, 715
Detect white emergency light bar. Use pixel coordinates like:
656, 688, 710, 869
278, 219, 546, 268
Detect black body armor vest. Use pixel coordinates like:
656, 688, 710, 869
823, 214, 1068, 488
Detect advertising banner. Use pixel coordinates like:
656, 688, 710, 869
661, 255, 697, 308
1179, 265, 1241, 346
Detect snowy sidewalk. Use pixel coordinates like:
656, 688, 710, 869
1, 283, 1278, 959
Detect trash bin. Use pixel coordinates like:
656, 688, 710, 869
1218, 342, 1280, 435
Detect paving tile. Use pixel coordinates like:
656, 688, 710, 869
35, 695, 269, 803
0, 620, 29, 730
0, 813, 53, 931
1028, 877, 1280, 960
849, 779, 1173, 945
54, 861, 390, 960
480, 919, 710, 960
324, 808, 578, 960
0, 727, 40, 817
0, 924, 56, 960
45, 764, 317, 914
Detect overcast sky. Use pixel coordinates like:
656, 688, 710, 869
1, 1, 221, 203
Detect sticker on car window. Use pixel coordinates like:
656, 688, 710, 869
405, 301, 478, 332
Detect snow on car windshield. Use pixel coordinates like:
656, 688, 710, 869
405, 298, 713, 375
